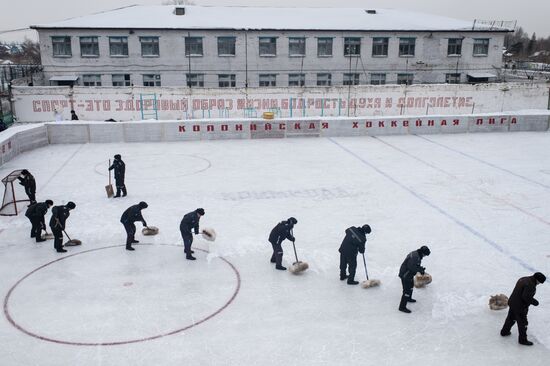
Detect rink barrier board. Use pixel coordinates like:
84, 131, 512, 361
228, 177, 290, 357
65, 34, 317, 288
0, 126, 48, 166
0, 113, 549, 168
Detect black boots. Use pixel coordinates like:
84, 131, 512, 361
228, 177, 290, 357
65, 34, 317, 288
340, 274, 348, 281
275, 265, 287, 270
399, 296, 412, 313
408, 298, 417, 303
186, 254, 196, 260
56, 248, 67, 253
519, 339, 533, 346
126, 246, 135, 251
347, 279, 359, 285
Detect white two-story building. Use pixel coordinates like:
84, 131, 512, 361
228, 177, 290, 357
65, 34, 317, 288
31, 5, 513, 87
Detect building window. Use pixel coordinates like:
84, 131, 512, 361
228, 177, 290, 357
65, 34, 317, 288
185, 36, 203, 56
218, 37, 236, 56
259, 74, 277, 87
317, 38, 333, 57
399, 38, 416, 56
52, 36, 71, 57
372, 37, 389, 57
344, 37, 361, 56
218, 74, 236, 87
80, 37, 99, 57
143, 74, 161, 86
82, 74, 102, 86
370, 73, 386, 85
259, 37, 277, 56
112, 74, 131, 86
140, 37, 160, 57
317, 73, 332, 86
109, 37, 128, 57
473, 39, 490, 56
288, 73, 305, 86
186, 73, 204, 87
343, 73, 360, 85
397, 73, 414, 85
289, 37, 306, 57
445, 73, 461, 84
447, 38, 462, 56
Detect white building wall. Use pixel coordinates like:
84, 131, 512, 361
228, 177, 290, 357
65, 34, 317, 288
38, 28, 506, 87
12, 83, 549, 123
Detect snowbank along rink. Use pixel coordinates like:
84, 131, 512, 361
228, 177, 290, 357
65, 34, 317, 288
1, 123, 550, 365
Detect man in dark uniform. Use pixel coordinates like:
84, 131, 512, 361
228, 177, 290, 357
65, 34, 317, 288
339, 224, 371, 285
180, 208, 205, 260
398, 245, 431, 313
500, 272, 546, 346
49, 201, 76, 253
120, 201, 148, 251
25, 199, 53, 242
268, 217, 297, 271
109, 154, 127, 197
18, 169, 37, 205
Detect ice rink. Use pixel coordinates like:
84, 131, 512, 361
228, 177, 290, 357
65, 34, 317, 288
0, 131, 549, 365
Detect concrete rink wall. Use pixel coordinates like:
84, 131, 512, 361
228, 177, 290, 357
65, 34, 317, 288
45, 112, 550, 144
1, 111, 548, 167
0, 125, 48, 167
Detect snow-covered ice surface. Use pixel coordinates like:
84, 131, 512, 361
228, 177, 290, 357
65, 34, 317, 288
0, 132, 549, 365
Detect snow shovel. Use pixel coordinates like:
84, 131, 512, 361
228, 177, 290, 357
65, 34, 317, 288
414, 273, 432, 288
201, 227, 216, 241
142, 226, 159, 235
105, 159, 114, 198
289, 230, 308, 274
361, 252, 380, 288
41, 226, 54, 240
63, 229, 82, 246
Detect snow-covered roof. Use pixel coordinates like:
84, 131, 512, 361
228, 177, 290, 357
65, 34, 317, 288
30, 5, 511, 32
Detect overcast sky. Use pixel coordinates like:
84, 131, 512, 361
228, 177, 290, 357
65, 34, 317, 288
1, 0, 549, 42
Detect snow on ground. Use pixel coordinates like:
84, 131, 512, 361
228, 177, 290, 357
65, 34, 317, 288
0, 132, 549, 365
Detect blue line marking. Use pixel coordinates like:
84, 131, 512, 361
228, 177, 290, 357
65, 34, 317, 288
328, 137, 536, 272
416, 134, 550, 190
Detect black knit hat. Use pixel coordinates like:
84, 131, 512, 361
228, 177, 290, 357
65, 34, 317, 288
66, 201, 76, 209
139, 201, 148, 209
419, 245, 431, 256
114, 154, 121, 160
21, 169, 29, 175
362, 224, 371, 234
287, 217, 298, 225
534, 272, 546, 284
45, 199, 53, 206
196, 208, 205, 215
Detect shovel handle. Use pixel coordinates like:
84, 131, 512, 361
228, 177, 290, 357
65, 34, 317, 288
108, 159, 112, 185
290, 229, 299, 262
62, 229, 72, 241
362, 252, 369, 280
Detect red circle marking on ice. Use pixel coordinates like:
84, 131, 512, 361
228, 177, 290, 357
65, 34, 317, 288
3, 244, 241, 346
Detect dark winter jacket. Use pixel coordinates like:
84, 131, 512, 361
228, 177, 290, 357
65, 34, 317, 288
508, 276, 539, 311
399, 250, 425, 279
180, 211, 201, 235
120, 204, 147, 226
109, 159, 125, 183
268, 221, 295, 245
49, 205, 71, 230
25, 202, 49, 219
339, 226, 366, 257
18, 173, 36, 193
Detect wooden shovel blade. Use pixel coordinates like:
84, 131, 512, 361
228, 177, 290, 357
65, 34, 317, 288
105, 184, 114, 198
